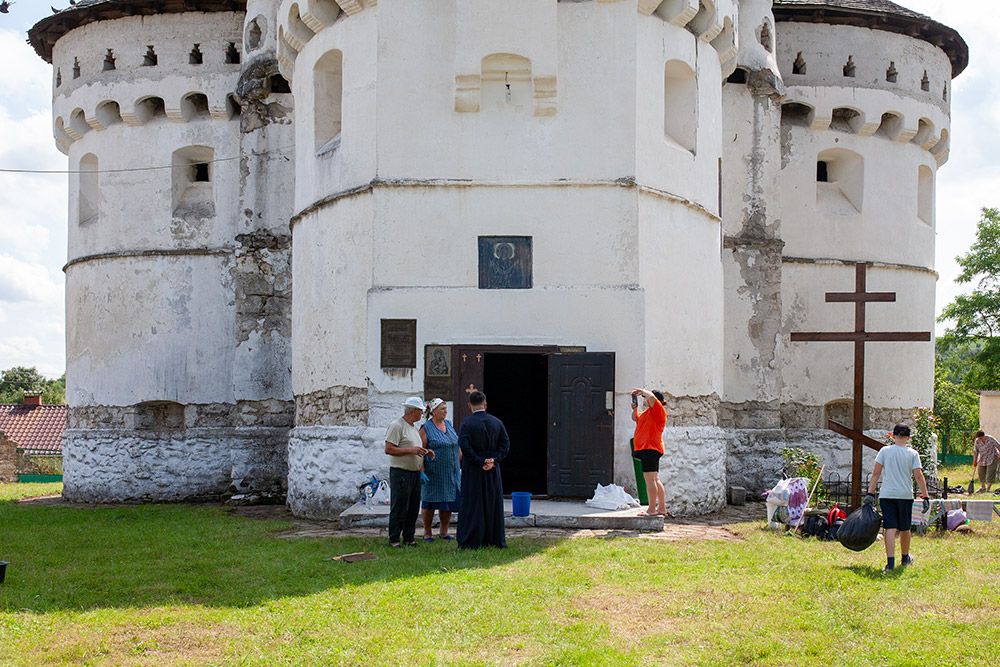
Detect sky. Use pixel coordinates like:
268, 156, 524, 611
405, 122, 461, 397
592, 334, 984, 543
0, 1, 998, 379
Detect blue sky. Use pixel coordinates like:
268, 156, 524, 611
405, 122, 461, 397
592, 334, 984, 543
0, 1, 997, 379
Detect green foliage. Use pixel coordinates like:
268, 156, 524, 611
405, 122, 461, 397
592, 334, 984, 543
933, 366, 979, 435
911, 408, 939, 477
0, 368, 65, 405
938, 207, 1000, 390
780, 447, 830, 505
2, 483, 999, 665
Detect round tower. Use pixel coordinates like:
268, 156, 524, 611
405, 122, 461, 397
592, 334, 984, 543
29, 1, 290, 501
277, 0, 740, 518
717, 0, 966, 492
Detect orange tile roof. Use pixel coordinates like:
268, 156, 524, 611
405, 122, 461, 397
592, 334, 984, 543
0, 404, 67, 455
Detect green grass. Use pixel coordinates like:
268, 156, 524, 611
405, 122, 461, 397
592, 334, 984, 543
1, 484, 998, 666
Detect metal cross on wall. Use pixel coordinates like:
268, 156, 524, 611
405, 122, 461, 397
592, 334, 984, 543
790, 262, 932, 509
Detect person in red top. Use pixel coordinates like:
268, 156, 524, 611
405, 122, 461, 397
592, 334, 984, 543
631, 387, 668, 517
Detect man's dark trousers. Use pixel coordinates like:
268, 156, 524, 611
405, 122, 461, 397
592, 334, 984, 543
388, 468, 421, 545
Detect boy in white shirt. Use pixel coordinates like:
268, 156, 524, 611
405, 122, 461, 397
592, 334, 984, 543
866, 423, 930, 573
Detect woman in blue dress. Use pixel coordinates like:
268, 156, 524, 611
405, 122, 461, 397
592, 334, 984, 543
419, 398, 461, 541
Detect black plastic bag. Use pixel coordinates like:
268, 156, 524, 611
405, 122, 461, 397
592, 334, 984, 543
837, 497, 882, 551
829, 518, 845, 541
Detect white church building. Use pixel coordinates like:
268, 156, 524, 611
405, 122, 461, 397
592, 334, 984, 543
28, 0, 967, 516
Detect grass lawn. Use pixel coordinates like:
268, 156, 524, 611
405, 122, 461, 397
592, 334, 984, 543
1, 483, 998, 666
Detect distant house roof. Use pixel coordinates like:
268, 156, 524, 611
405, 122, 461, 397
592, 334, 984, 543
772, 0, 968, 77
0, 404, 67, 455
28, 0, 247, 63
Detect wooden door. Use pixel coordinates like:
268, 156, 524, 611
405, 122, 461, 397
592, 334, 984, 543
546, 352, 615, 497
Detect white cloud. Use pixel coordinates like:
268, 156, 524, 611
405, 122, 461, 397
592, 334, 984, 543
0, 253, 61, 302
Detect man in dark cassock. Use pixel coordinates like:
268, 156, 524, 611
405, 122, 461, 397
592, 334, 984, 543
457, 390, 510, 549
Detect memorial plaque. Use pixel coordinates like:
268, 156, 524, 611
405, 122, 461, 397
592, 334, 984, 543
380, 319, 417, 368
479, 236, 532, 289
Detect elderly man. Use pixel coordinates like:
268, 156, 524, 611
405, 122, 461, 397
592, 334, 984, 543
385, 396, 434, 547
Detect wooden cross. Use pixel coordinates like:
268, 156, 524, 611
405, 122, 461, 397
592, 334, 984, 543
790, 263, 932, 509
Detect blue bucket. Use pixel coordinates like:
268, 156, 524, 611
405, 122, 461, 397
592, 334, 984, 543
511, 492, 532, 517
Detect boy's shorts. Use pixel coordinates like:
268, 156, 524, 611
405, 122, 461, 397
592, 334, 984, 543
879, 498, 914, 531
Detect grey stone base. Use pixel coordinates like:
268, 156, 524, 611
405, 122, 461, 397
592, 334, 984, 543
724, 428, 937, 497
286, 425, 387, 519
661, 426, 728, 516
62, 427, 288, 502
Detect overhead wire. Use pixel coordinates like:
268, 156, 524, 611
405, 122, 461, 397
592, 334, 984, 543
0, 146, 294, 175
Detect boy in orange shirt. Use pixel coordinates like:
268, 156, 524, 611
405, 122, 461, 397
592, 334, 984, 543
631, 387, 668, 517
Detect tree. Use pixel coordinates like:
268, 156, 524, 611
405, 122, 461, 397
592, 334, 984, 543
0, 367, 66, 405
938, 207, 1000, 391
933, 366, 979, 435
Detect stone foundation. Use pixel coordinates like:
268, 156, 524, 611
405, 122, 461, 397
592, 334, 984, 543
294, 386, 369, 427
62, 426, 288, 502
286, 425, 386, 519
660, 426, 728, 516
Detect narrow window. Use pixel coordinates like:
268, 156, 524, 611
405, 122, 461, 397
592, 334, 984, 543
225, 42, 241, 64
816, 161, 829, 183
886, 62, 897, 83
172, 146, 215, 219
843, 56, 855, 78
726, 68, 748, 84
942, 84, 948, 101
55, 68, 61, 87
143, 46, 157, 67
78, 153, 99, 225
816, 148, 864, 214
663, 59, 697, 154
314, 49, 343, 156
792, 52, 807, 75
72, 57, 80, 79
189, 44, 203, 65
917, 165, 934, 225
921, 70, 930, 91
103, 49, 116, 71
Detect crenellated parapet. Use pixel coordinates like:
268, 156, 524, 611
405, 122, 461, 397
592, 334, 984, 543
276, 0, 375, 80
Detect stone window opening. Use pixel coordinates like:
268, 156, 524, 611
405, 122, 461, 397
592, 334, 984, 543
726, 68, 747, 84
912, 118, 934, 146
663, 59, 698, 154
77, 153, 99, 225
792, 52, 806, 75
886, 62, 897, 83
780, 101, 813, 127
136, 96, 166, 123
247, 18, 263, 51
875, 111, 902, 140
830, 107, 862, 134
917, 165, 934, 225
226, 94, 242, 120
759, 20, 772, 53
69, 108, 90, 137
55, 68, 61, 87
181, 92, 210, 120
103, 49, 116, 71
816, 148, 864, 214
816, 160, 829, 183
96, 100, 123, 127
190, 44, 203, 65
72, 57, 80, 79
172, 145, 215, 219
143, 45, 158, 67
942, 84, 948, 101
921, 70, 930, 92
842, 55, 855, 78
481, 53, 532, 113
225, 42, 241, 65
134, 401, 185, 430
314, 49, 343, 156
269, 74, 291, 94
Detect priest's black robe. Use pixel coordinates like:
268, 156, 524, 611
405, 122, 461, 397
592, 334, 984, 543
457, 410, 511, 549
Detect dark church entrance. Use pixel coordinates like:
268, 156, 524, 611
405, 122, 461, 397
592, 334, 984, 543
453, 346, 615, 498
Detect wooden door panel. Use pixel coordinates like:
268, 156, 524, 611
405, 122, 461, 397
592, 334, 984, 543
547, 352, 615, 497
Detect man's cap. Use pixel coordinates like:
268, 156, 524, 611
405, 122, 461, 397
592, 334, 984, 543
402, 396, 424, 410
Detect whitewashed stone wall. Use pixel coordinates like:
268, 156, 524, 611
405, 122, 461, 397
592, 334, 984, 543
62, 428, 288, 502
287, 425, 386, 518
661, 427, 728, 516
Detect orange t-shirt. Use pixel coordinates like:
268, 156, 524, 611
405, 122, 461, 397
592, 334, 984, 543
633, 400, 667, 454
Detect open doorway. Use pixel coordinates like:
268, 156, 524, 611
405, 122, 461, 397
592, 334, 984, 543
483, 352, 548, 495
